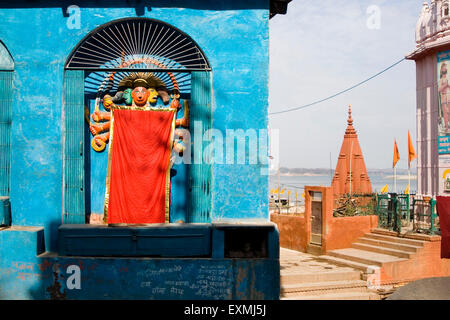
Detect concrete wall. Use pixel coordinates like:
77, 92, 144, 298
324, 215, 378, 252
370, 230, 450, 284
270, 214, 308, 252
0, 0, 270, 252
271, 213, 378, 254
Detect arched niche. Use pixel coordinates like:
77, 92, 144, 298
62, 18, 212, 225
0, 40, 13, 198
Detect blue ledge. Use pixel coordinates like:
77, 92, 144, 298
57, 222, 279, 259
58, 223, 212, 257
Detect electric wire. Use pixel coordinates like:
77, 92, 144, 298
269, 58, 406, 116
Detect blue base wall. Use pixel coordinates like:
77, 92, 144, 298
1, 256, 280, 300
0, 225, 280, 300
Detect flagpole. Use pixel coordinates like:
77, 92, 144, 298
408, 168, 411, 193
394, 167, 397, 193
277, 163, 280, 214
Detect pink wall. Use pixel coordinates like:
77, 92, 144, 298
270, 214, 308, 252
324, 215, 378, 252
271, 186, 378, 254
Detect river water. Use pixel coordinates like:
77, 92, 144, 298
269, 174, 417, 195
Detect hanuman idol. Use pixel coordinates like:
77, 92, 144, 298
85, 72, 189, 154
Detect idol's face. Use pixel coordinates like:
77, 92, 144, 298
123, 88, 133, 105
131, 87, 150, 107
147, 88, 158, 104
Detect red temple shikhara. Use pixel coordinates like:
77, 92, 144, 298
331, 105, 372, 199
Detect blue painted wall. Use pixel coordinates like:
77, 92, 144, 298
0, 1, 270, 252
0, 0, 273, 300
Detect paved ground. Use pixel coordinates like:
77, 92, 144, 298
280, 247, 358, 275
280, 248, 381, 300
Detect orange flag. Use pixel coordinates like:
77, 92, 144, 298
408, 131, 417, 169
393, 139, 400, 168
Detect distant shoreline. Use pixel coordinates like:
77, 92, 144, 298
269, 173, 418, 179
385, 175, 417, 180
272, 173, 328, 177
270, 168, 418, 178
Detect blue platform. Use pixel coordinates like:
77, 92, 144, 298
1, 223, 280, 300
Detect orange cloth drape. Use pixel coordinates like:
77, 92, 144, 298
105, 108, 175, 224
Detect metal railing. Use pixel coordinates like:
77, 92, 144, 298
412, 197, 439, 235
269, 196, 305, 215
374, 193, 439, 235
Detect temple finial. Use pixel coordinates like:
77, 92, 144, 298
348, 105, 353, 126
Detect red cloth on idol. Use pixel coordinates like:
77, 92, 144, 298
106, 109, 174, 224
436, 196, 450, 259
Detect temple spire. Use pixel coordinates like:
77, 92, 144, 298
331, 105, 372, 198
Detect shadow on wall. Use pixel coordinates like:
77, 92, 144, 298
0, 219, 62, 299
0, 0, 269, 16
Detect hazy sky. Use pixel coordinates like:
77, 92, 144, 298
269, 0, 423, 170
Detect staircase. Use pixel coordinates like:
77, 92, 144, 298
317, 229, 427, 284
280, 228, 436, 299
280, 248, 380, 300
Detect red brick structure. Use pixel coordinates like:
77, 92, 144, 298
331, 106, 372, 198
271, 186, 378, 255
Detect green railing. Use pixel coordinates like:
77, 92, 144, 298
375, 193, 404, 232
375, 193, 394, 230
375, 193, 439, 235
412, 197, 439, 235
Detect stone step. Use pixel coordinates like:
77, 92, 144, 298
282, 291, 381, 300
358, 236, 423, 253
364, 232, 426, 247
327, 248, 407, 267
281, 280, 367, 294
316, 255, 373, 272
352, 242, 415, 259
281, 270, 362, 285
306, 244, 322, 256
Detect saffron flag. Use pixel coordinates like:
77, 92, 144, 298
105, 108, 175, 224
393, 140, 400, 168
380, 184, 388, 193
408, 131, 417, 169
436, 196, 450, 258
404, 184, 410, 194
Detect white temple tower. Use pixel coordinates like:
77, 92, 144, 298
407, 0, 450, 196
